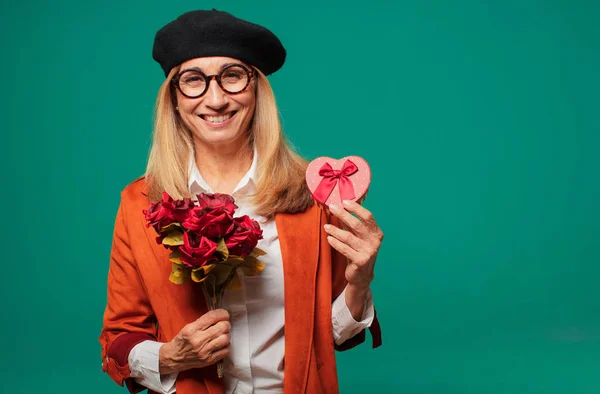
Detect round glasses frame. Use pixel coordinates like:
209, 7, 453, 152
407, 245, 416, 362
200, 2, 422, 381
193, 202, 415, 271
171, 63, 255, 99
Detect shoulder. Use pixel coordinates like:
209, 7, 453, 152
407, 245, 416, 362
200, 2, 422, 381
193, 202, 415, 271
120, 176, 149, 200
118, 176, 151, 217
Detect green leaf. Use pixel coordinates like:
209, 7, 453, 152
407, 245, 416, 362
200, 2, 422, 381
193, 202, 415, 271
190, 269, 208, 283
227, 273, 242, 291
216, 238, 229, 259
250, 247, 267, 257
228, 258, 245, 265
225, 255, 245, 262
162, 229, 184, 246
160, 222, 182, 232
191, 264, 216, 283
169, 262, 190, 285
213, 264, 235, 286
239, 255, 265, 276
169, 250, 182, 264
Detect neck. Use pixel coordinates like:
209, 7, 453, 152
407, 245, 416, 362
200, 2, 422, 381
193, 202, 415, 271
193, 138, 253, 194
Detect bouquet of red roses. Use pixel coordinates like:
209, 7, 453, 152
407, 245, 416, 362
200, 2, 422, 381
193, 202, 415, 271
143, 192, 265, 377
143, 192, 266, 295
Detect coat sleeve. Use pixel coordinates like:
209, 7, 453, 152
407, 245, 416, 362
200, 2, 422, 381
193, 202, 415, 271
99, 195, 158, 393
328, 211, 382, 351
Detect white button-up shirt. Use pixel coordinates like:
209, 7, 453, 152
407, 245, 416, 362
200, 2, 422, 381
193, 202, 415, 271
128, 153, 374, 393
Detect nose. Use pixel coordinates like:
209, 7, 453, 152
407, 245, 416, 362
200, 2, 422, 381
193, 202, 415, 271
204, 77, 228, 110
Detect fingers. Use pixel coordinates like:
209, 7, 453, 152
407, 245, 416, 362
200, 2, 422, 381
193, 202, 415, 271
330, 201, 384, 242
190, 308, 230, 331
171, 309, 232, 371
203, 320, 231, 342
181, 309, 230, 345
195, 338, 231, 366
180, 315, 231, 366
340, 200, 373, 225
324, 224, 363, 251
197, 324, 230, 366
209, 343, 231, 363
329, 203, 363, 234
205, 332, 231, 354
326, 234, 362, 262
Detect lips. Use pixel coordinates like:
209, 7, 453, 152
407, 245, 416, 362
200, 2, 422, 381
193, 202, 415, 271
199, 111, 237, 124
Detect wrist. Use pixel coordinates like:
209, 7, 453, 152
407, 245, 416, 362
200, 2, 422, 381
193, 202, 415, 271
158, 341, 177, 375
345, 284, 370, 321
346, 283, 370, 297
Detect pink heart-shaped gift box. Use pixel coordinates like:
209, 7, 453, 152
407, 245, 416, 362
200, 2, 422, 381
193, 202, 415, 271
306, 156, 371, 207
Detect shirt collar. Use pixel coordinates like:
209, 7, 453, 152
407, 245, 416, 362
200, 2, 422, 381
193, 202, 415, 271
187, 146, 258, 197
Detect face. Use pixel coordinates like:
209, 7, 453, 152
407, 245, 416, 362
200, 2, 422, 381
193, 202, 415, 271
173, 57, 257, 148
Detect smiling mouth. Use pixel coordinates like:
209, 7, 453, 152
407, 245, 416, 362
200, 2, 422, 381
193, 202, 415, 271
199, 111, 237, 124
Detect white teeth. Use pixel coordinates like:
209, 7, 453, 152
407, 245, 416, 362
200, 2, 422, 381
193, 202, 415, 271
204, 113, 233, 123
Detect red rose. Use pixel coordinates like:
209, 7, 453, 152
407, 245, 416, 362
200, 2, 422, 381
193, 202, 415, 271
143, 192, 194, 232
225, 215, 264, 256
180, 232, 219, 268
197, 193, 238, 215
182, 207, 235, 239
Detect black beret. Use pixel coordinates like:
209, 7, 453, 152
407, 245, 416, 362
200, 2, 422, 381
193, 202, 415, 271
152, 9, 286, 77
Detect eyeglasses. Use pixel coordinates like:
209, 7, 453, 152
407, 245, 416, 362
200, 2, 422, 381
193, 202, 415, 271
171, 64, 255, 98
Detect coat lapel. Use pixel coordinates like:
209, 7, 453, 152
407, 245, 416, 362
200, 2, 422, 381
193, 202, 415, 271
275, 205, 321, 394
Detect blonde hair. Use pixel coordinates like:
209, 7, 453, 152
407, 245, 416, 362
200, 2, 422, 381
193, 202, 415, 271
145, 67, 313, 218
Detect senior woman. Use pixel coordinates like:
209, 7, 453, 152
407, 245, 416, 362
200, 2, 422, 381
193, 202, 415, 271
99, 9, 382, 394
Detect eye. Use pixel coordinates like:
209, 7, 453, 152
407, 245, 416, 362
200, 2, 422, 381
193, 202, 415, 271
222, 71, 243, 79
183, 75, 204, 83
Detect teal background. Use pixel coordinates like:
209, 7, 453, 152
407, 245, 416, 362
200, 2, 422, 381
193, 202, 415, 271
1, 0, 599, 393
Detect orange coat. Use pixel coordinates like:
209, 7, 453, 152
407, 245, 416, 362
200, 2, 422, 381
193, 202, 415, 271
99, 178, 381, 394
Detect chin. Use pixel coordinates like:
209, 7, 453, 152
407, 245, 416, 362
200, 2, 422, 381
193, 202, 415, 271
196, 130, 246, 146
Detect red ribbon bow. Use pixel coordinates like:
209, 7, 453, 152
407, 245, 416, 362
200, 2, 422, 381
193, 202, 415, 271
313, 159, 359, 203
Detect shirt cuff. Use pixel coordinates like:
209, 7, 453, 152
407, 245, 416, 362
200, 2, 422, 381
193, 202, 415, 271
331, 286, 375, 346
128, 340, 178, 394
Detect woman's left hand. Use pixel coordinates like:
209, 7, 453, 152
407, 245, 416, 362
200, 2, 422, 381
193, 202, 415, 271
324, 200, 384, 290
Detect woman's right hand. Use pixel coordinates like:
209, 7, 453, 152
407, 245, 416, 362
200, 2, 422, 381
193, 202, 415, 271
159, 309, 231, 374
